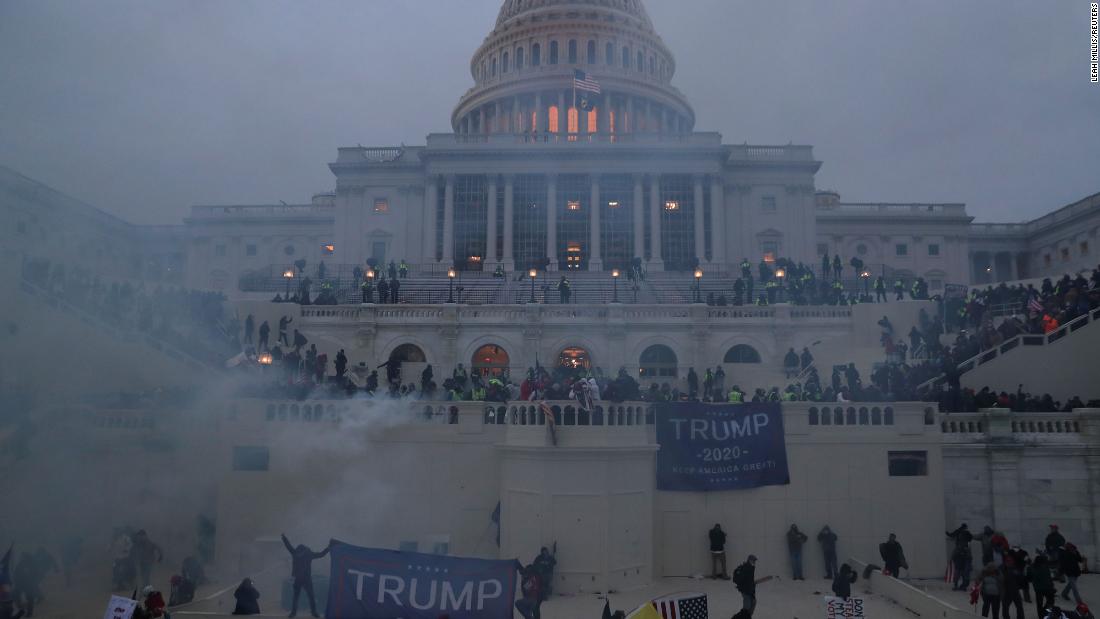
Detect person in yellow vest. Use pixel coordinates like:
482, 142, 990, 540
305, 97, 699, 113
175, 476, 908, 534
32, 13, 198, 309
727, 386, 744, 403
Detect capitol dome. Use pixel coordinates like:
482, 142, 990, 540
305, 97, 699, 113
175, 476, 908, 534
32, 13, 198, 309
451, 0, 695, 136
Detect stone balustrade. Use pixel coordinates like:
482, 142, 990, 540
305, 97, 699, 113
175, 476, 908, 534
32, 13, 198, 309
939, 408, 1100, 443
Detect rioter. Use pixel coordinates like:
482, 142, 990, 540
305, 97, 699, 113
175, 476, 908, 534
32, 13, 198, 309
787, 524, 808, 580
818, 525, 839, 579
130, 530, 163, 590
708, 524, 728, 579
947, 523, 974, 590
232, 578, 261, 615
879, 533, 906, 578
832, 564, 858, 601
532, 547, 556, 600
280, 534, 331, 618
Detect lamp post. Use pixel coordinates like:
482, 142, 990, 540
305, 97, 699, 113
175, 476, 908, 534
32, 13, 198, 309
860, 270, 871, 297
258, 351, 273, 377
693, 268, 703, 303
611, 268, 620, 302
447, 267, 456, 303
282, 268, 295, 298
528, 268, 538, 303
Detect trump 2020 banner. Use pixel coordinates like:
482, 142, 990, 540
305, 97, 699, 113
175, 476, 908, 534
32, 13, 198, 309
324, 541, 517, 619
656, 402, 790, 491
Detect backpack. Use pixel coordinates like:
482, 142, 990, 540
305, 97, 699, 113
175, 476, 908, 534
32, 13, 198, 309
732, 564, 750, 589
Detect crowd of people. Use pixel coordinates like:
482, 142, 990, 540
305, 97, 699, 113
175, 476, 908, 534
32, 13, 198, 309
945, 523, 1093, 619
21, 257, 239, 367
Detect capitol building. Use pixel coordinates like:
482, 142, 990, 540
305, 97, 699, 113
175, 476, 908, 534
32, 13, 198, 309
2, 1, 1100, 613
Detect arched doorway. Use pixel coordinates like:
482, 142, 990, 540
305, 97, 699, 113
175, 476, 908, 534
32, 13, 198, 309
558, 347, 591, 371
639, 344, 678, 378
724, 344, 761, 364
389, 344, 426, 363
388, 344, 427, 386
472, 344, 510, 376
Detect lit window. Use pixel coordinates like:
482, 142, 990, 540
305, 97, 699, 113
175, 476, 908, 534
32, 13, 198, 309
322, 244, 335, 255
761, 241, 778, 262
567, 200, 581, 211
215, 244, 226, 257
568, 107, 579, 134
587, 108, 597, 133
761, 196, 776, 211
548, 106, 559, 133
607, 200, 620, 208
374, 199, 389, 213
246, 244, 257, 256
928, 243, 940, 256
896, 244, 908, 256
663, 200, 680, 211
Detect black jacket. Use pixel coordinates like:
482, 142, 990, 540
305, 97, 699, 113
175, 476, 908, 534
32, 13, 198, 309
832, 569, 857, 599
708, 528, 726, 552
232, 582, 261, 615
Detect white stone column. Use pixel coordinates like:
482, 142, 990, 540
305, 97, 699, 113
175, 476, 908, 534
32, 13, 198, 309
511, 96, 519, 133
693, 174, 706, 263
710, 178, 725, 266
649, 175, 663, 269
534, 92, 543, 133
546, 174, 558, 270
626, 96, 634, 133
503, 175, 515, 271
632, 174, 645, 261
589, 176, 602, 270
558, 91, 566, 137
479, 106, 486, 135
486, 177, 498, 264
494, 101, 502, 134
443, 175, 455, 267
423, 177, 438, 263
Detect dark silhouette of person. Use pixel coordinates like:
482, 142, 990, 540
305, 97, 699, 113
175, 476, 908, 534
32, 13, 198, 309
278, 316, 293, 346
232, 577, 261, 615
335, 349, 348, 378
281, 534, 331, 618
258, 321, 270, 351
243, 314, 254, 345
390, 277, 401, 304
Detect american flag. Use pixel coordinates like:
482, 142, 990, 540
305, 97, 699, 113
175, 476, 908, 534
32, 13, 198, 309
653, 592, 708, 619
573, 69, 601, 94
1028, 296, 1043, 313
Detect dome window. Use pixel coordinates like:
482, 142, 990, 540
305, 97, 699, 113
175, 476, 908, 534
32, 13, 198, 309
502, 51, 510, 73
622, 46, 630, 68
532, 43, 541, 66
605, 42, 614, 65
516, 47, 524, 70
550, 41, 559, 64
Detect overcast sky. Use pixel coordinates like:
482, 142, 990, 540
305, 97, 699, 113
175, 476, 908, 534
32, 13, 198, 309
1, 0, 1097, 225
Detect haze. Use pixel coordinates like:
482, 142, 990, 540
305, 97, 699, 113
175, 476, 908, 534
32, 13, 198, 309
0, 0, 1096, 225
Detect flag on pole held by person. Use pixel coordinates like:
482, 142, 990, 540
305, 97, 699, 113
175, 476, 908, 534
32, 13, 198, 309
1028, 295, 1043, 313
652, 592, 708, 619
539, 401, 558, 446
573, 69, 602, 111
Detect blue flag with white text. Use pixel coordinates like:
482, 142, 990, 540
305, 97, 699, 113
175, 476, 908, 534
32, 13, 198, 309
324, 541, 518, 619
656, 402, 790, 491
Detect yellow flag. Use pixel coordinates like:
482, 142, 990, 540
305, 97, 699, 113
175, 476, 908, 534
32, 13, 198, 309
625, 602, 661, 619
